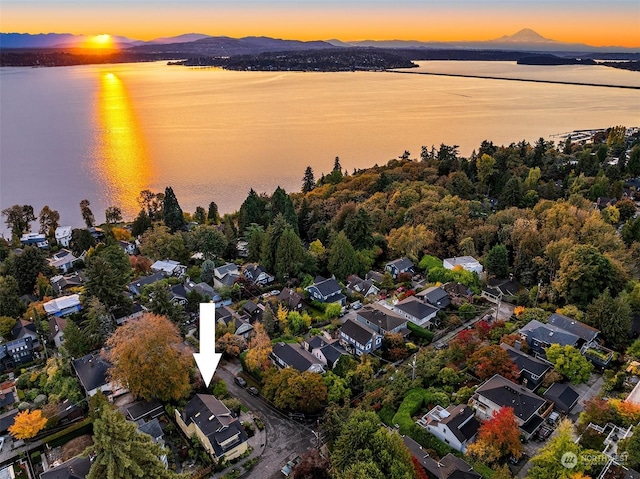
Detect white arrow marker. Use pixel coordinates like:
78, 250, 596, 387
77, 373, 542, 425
193, 303, 222, 388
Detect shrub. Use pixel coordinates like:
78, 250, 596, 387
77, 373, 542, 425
407, 322, 434, 343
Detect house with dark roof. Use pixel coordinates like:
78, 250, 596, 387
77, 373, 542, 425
72, 352, 127, 399
213, 263, 240, 289
547, 314, 599, 344
417, 404, 479, 453
393, 297, 439, 328
356, 304, 408, 335
482, 277, 524, 303
50, 272, 85, 296
385, 257, 415, 279
169, 284, 188, 305
0, 384, 18, 411
366, 270, 384, 284
303, 335, 348, 369
49, 316, 67, 349
118, 240, 137, 255
442, 282, 473, 303
242, 300, 265, 323
184, 280, 230, 308
339, 318, 382, 356
40, 456, 91, 479
114, 302, 145, 326
128, 272, 165, 296
305, 277, 346, 306
136, 417, 168, 468
270, 342, 325, 374
500, 343, 552, 389
0, 337, 36, 371
403, 436, 481, 479
216, 306, 254, 339
0, 409, 18, 435
48, 249, 79, 273
469, 374, 552, 439
123, 399, 164, 422
276, 288, 305, 311
543, 383, 580, 414
346, 275, 379, 298
176, 394, 248, 462
417, 286, 451, 309
12, 319, 39, 344
519, 319, 581, 357
242, 264, 274, 286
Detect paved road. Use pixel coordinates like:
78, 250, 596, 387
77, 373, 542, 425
217, 361, 314, 479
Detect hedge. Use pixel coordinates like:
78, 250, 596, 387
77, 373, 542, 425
378, 405, 396, 426
406, 322, 434, 343
471, 461, 495, 479
391, 388, 449, 435
40, 418, 93, 447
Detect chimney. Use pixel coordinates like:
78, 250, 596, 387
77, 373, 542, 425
514, 340, 521, 351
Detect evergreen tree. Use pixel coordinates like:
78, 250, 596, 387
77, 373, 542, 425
207, 201, 221, 224
270, 186, 298, 234
85, 256, 132, 313
586, 289, 631, 350
79, 199, 95, 228
238, 189, 268, 233
0, 276, 25, 318
84, 297, 116, 349
222, 216, 238, 259
328, 231, 358, 282
302, 166, 315, 193
261, 305, 276, 336
246, 224, 266, 263
297, 197, 312, 242
62, 319, 91, 357
12, 245, 50, 295
200, 259, 216, 284
333, 156, 342, 171
344, 207, 373, 250
485, 244, 509, 278
193, 206, 206, 224
275, 227, 306, 282
87, 403, 178, 479
261, 214, 289, 272
162, 187, 185, 232
131, 210, 152, 238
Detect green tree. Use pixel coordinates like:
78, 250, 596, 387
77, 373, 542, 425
38, 206, 60, 238
84, 297, 116, 348
1, 204, 36, 239
0, 316, 17, 340
105, 206, 123, 224
131, 210, 152, 238
207, 201, 221, 225
138, 226, 187, 262
262, 305, 276, 336
302, 166, 316, 193
619, 424, 640, 469
70, 228, 96, 256
344, 207, 373, 250
12, 245, 50, 295
193, 206, 206, 225
85, 256, 132, 313
0, 276, 26, 318
323, 372, 351, 404
261, 214, 289, 272
238, 189, 268, 233
485, 244, 509, 278
162, 186, 185, 232
262, 368, 327, 414
270, 186, 298, 234
476, 153, 496, 194
200, 260, 216, 284
79, 199, 95, 228
62, 319, 92, 357
246, 224, 266, 263
586, 289, 631, 350
93, 244, 133, 282
189, 225, 227, 260
621, 217, 640, 246
527, 419, 589, 479
142, 282, 186, 325
627, 145, 640, 175
87, 404, 178, 479
328, 231, 358, 282
275, 227, 306, 282
546, 344, 593, 384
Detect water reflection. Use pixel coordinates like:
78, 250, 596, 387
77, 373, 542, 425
94, 72, 151, 218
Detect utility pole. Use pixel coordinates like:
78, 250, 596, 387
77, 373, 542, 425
495, 294, 502, 322
411, 354, 417, 382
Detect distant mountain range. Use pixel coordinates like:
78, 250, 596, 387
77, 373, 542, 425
1, 29, 638, 55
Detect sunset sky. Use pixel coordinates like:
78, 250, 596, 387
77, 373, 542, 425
2, 0, 640, 47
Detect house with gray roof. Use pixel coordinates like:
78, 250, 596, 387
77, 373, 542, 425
151, 259, 186, 277
482, 277, 524, 303
543, 383, 580, 414
417, 404, 479, 453
176, 394, 248, 462
356, 304, 408, 335
128, 272, 165, 296
40, 456, 91, 479
500, 343, 552, 389
469, 374, 552, 439
417, 286, 451, 309
339, 318, 382, 356
276, 288, 305, 311
50, 272, 85, 296
242, 264, 274, 286
213, 263, 240, 289
547, 313, 599, 344
48, 249, 79, 273
71, 352, 127, 399
346, 275, 379, 298
305, 276, 346, 306
403, 436, 481, 479
385, 257, 414, 279
519, 319, 580, 357
303, 335, 347, 369
393, 296, 439, 328
270, 342, 325, 374
443, 256, 483, 275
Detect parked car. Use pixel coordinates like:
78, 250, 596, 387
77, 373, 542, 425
248, 387, 259, 396
288, 412, 305, 421
538, 426, 553, 441
234, 376, 247, 388
351, 301, 363, 310
281, 454, 301, 476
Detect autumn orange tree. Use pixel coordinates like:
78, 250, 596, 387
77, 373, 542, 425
106, 313, 192, 401
468, 345, 520, 381
467, 406, 523, 464
9, 409, 47, 440
245, 323, 273, 373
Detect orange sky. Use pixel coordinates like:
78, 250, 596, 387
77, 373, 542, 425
2, 1, 640, 47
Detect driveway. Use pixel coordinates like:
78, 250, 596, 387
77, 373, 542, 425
217, 361, 314, 479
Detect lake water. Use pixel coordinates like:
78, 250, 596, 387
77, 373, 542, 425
1, 60, 639, 232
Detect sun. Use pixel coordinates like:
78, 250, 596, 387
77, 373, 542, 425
87, 34, 114, 50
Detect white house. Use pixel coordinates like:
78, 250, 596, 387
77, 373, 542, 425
151, 259, 187, 277
417, 404, 479, 453
55, 226, 73, 247
443, 256, 483, 275
48, 249, 78, 273
43, 294, 82, 317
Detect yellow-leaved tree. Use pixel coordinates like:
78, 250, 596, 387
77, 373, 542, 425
245, 323, 273, 373
9, 409, 47, 440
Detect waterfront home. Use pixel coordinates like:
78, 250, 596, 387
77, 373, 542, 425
20, 232, 48, 249
54, 226, 73, 247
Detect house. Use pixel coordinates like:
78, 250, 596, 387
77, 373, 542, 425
275, 288, 305, 311
243, 264, 274, 286
237, 240, 249, 258
128, 272, 165, 296
87, 227, 105, 241
118, 240, 137, 255
114, 302, 145, 326
543, 383, 580, 414
385, 257, 415, 279
0, 384, 18, 411
416, 286, 451, 309
346, 275, 380, 298
339, 318, 382, 356
72, 352, 126, 399
500, 343, 552, 389
417, 404, 479, 453
0, 337, 36, 371
366, 270, 384, 284
176, 394, 248, 462
0, 409, 18, 435
216, 306, 253, 339
393, 297, 439, 328
49, 316, 67, 348
305, 276, 346, 306
151, 259, 187, 277
356, 304, 408, 335
442, 282, 474, 303
547, 313, 599, 344
519, 319, 580, 357
213, 263, 240, 289
242, 300, 265, 323
43, 294, 82, 317
443, 256, 483, 275
12, 319, 39, 344
54, 226, 73, 248
137, 417, 169, 468
40, 456, 91, 479
169, 284, 188, 305
48, 249, 78, 273
482, 277, 524, 303
123, 399, 164, 423
51, 398, 83, 426
469, 374, 552, 439
50, 272, 85, 295
184, 280, 231, 308
270, 342, 325, 374
20, 232, 48, 249
304, 336, 348, 369
403, 436, 481, 479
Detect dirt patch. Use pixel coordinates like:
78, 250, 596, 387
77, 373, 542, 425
61, 435, 93, 460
